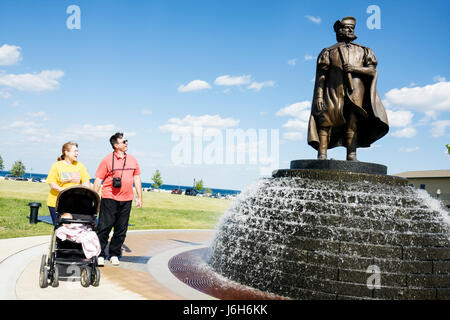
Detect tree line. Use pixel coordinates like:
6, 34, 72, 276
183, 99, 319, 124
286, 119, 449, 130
151, 169, 211, 193
0, 155, 26, 177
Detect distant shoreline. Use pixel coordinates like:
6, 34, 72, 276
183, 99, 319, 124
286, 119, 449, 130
0, 171, 241, 196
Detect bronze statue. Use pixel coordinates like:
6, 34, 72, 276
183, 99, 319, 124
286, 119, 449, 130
307, 16, 389, 161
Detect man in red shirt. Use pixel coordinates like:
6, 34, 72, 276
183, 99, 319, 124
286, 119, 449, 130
94, 132, 143, 266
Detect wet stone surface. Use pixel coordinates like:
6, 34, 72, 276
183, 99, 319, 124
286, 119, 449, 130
207, 167, 450, 300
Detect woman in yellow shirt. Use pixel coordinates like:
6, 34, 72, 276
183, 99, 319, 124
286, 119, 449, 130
46, 142, 92, 225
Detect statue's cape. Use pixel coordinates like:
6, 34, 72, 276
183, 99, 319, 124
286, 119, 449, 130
307, 44, 389, 150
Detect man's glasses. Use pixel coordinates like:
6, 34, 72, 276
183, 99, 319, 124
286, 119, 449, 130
121, 140, 128, 144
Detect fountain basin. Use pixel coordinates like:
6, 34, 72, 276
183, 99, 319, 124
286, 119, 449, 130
208, 161, 450, 300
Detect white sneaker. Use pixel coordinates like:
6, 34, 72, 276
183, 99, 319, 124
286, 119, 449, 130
98, 257, 104, 266
110, 256, 120, 266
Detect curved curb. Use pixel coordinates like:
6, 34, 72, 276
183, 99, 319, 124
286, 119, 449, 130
147, 245, 217, 300
0, 242, 48, 299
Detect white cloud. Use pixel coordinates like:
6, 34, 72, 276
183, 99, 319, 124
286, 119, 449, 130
0, 44, 22, 66
276, 101, 310, 118
9, 121, 37, 129
26, 111, 48, 121
247, 81, 275, 91
384, 81, 450, 112
433, 75, 446, 83
276, 101, 311, 142
178, 80, 211, 93
0, 69, 64, 92
386, 109, 414, 127
391, 127, 417, 138
287, 58, 297, 66
214, 75, 251, 86
305, 15, 322, 24
159, 114, 240, 135
63, 124, 120, 141
431, 120, 450, 137
141, 109, 152, 115
304, 55, 314, 61
282, 118, 309, 131
8, 120, 52, 143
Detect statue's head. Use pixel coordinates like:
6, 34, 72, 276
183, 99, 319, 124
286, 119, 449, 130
334, 16, 357, 42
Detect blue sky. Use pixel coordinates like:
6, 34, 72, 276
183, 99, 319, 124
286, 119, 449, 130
0, 0, 449, 190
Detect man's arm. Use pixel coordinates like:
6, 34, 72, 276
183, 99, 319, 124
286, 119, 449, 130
93, 177, 103, 194
133, 175, 143, 208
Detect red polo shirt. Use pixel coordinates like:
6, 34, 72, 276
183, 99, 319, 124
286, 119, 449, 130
95, 152, 141, 201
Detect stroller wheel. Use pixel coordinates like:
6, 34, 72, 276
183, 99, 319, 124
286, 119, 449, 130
39, 255, 48, 288
51, 266, 59, 287
92, 267, 101, 287
80, 267, 91, 287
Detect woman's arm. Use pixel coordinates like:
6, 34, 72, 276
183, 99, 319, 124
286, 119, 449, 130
82, 180, 92, 188
49, 182, 63, 192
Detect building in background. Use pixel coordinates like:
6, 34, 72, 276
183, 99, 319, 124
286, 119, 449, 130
394, 170, 450, 210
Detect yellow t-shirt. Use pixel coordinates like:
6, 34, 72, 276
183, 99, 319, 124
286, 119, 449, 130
46, 161, 91, 207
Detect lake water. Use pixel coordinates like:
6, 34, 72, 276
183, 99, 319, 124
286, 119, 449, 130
0, 171, 241, 196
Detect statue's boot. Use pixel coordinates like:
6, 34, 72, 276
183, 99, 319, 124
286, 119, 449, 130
318, 129, 329, 160
346, 132, 358, 161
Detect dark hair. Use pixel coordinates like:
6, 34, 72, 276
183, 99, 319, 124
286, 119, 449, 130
58, 142, 78, 161
110, 132, 124, 150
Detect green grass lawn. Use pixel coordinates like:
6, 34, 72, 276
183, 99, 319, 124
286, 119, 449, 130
0, 179, 231, 239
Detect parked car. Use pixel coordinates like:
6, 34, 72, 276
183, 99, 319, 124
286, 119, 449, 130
15, 176, 28, 181
171, 188, 182, 195
31, 177, 42, 182
185, 188, 198, 196
4, 174, 15, 180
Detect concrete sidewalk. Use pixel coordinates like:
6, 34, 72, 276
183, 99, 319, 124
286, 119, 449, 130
0, 229, 216, 300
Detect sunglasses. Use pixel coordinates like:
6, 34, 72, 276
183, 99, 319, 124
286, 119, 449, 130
121, 140, 128, 144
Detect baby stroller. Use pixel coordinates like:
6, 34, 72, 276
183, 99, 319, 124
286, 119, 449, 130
39, 185, 101, 288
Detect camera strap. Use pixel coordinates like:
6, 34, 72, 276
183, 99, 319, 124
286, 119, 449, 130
110, 152, 127, 180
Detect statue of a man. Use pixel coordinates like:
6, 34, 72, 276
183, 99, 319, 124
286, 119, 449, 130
307, 16, 389, 161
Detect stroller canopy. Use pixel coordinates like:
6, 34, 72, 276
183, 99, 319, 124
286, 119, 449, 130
55, 186, 100, 215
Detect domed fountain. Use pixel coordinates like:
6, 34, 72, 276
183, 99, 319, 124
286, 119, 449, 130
207, 160, 450, 300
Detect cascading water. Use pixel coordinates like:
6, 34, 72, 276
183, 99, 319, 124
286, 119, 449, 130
207, 166, 450, 300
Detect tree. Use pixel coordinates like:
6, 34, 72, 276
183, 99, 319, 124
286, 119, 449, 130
152, 169, 163, 189
446, 144, 450, 154
10, 160, 26, 177
0, 155, 4, 171
204, 187, 213, 195
194, 179, 204, 192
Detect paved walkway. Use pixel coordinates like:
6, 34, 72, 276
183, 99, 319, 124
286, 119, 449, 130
0, 229, 217, 300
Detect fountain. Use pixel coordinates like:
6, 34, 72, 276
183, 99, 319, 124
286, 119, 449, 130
207, 161, 450, 299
